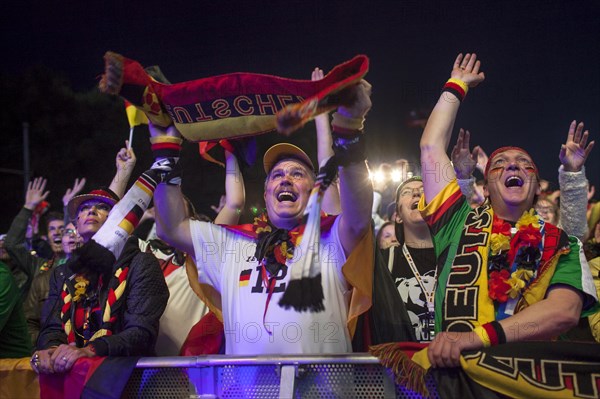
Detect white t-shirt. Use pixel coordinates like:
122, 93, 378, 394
189, 216, 352, 355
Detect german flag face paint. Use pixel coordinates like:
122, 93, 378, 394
484, 149, 540, 213
484, 146, 538, 180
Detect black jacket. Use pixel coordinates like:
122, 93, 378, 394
38, 237, 169, 357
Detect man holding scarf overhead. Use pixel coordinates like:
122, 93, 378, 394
152, 80, 374, 355
418, 53, 598, 369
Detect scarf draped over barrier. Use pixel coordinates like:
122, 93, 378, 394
370, 341, 600, 399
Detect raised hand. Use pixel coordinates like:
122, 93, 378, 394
451, 53, 485, 88
25, 177, 50, 210
559, 120, 595, 172
312, 67, 329, 127
336, 80, 372, 119
311, 67, 324, 83
62, 177, 87, 206
116, 140, 137, 173
475, 145, 488, 174
451, 129, 480, 179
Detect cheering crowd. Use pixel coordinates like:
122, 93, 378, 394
1, 54, 599, 380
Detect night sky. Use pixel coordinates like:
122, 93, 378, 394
1, 1, 599, 229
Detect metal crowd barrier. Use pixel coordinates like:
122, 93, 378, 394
122, 354, 439, 398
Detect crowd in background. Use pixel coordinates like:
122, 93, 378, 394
1, 55, 598, 383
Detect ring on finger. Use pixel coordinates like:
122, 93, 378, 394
62, 355, 68, 362
30, 353, 41, 373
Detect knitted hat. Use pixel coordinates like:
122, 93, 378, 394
263, 143, 315, 175
484, 146, 539, 180
67, 188, 120, 220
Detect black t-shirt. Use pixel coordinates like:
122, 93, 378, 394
384, 245, 437, 342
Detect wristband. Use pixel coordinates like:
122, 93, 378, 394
447, 78, 469, 94
332, 112, 365, 131
442, 78, 469, 102
150, 157, 183, 186
164, 162, 183, 186
150, 136, 183, 160
473, 326, 491, 348
482, 321, 506, 346
332, 132, 367, 167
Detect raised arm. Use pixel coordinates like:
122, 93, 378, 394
558, 120, 594, 240
4, 177, 49, 281
335, 80, 374, 256
6, 178, 49, 248
451, 129, 485, 202
61, 178, 86, 224
108, 141, 137, 199
214, 150, 245, 225
150, 124, 195, 257
421, 53, 485, 203
312, 67, 341, 215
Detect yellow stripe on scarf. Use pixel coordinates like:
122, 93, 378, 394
516, 249, 565, 313
114, 280, 127, 301
460, 350, 587, 399
90, 329, 109, 341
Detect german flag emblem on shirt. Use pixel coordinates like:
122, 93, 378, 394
239, 269, 252, 287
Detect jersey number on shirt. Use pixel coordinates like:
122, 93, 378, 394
251, 265, 288, 293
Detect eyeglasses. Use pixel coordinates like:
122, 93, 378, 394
535, 206, 555, 214
63, 228, 77, 237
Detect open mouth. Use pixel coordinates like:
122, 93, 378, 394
505, 176, 524, 188
277, 191, 297, 202
410, 202, 419, 210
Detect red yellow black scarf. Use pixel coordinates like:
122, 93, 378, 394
99, 52, 369, 141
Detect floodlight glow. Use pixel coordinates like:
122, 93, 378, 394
373, 171, 385, 183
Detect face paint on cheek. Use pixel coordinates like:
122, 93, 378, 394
487, 167, 503, 182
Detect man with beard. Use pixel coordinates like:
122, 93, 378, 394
418, 53, 598, 368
